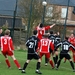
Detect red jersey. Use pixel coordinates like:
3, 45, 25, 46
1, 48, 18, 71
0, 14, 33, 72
68, 37, 75, 46
35, 26, 50, 40
38, 38, 54, 53
0, 35, 14, 52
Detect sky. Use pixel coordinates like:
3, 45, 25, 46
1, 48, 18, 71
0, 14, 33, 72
0, 0, 75, 16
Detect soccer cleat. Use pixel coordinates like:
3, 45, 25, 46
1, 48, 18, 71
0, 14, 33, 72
45, 63, 48, 66
73, 70, 75, 72
8, 67, 11, 69
21, 71, 26, 73
35, 70, 42, 74
19, 68, 22, 70
56, 67, 58, 70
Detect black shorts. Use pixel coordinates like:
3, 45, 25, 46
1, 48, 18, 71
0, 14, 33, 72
27, 53, 40, 60
59, 52, 71, 60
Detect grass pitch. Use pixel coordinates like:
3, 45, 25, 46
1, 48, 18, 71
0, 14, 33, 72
0, 50, 75, 75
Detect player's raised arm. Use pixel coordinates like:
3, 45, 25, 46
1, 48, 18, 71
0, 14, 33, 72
50, 24, 56, 28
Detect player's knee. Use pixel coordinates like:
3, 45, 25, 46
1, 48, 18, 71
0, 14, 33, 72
69, 59, 72, 61
11, 55, 16, 60
26, 60, 30, 63
38, 59, 41, 62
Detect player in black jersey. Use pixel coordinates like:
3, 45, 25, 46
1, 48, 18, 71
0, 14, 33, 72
54, 32, 61, 66
56, 37, 75, 72
48, 31, 60, 66
21, 30, 42, 74
48, 31, 56, 64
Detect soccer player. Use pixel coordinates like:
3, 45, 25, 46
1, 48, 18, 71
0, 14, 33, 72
35, 23, 55, 65
48, 31, 57, 65
68, 33, 75, 63
56, 37, 75, 72
53, 32, 61, 65
21, 30, 42, 74
35, 23, 56, 40
38, 34, 55, 69
0, 28, 3, 54
0, 29, 21, 70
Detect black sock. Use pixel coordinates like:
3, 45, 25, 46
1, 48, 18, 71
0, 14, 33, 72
36, 62, 41, 70
57, 59, 61, 68
22, 62, 28, 70
55, 55, 58, 64
53, 57, 56, 64
70, 61, 74, 70
45, 57, 48, 63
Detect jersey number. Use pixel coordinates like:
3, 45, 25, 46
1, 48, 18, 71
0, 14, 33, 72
4, 39, 7, 45
29, 42, 34, 48
63, 45, 68, 50
42, 40, 48, 46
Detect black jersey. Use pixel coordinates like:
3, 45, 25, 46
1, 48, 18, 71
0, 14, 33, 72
56, 40, 75, 53
48, 34, 56, 44
55, 35, 61, 45
26, 35, 39, 54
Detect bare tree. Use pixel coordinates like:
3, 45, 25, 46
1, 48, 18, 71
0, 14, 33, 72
18, 0, 62, 37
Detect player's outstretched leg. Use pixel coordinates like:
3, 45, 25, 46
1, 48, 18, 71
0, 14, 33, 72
21, 62, 28, 73
36, 62, 42, 74
14, 59, 22, 70
69, 61, 75, 72
11, 55, 22, 70
56, 59, 61, 70
5, 59, 11, 68
49, 59, 54, 69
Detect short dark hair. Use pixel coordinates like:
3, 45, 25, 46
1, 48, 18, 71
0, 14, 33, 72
33, 30, 37, 35
50, 31, 53, 34
39, 23, 43, 28
65, 36, 68, 40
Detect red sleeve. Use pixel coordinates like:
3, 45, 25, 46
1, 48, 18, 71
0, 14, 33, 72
0, 37, 1, 48
50, 42, 54, 51
38, 41, 41, 49
10, 38, 14, 50
44, 26, 50, 30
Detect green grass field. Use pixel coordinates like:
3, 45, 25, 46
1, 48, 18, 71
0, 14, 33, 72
0, 50, 75, 75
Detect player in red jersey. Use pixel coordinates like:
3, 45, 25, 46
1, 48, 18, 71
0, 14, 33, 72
38, 34, 55, 68
68, 33, 75, 63
35, 23, 55, 65
35, 23, 55, 40
0, 29, 21, 70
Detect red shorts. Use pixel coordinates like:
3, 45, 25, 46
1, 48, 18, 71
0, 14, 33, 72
1, 50, 13, 56
39, 52, 50, 59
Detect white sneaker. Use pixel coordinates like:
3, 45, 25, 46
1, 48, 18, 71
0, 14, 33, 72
45, 63, 48, 66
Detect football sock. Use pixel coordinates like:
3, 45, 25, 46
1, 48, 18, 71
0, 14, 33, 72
22, 62, 28, 70
57, 59, 61, 68
53, 57, 56, 64
55, 55, 58, 64
49, 60, 54, 68
36, 62, 40, 70
14, 60, 21, 69
45, 57, 48, 63
5, 59, 11, 67
70, 61, 74, 70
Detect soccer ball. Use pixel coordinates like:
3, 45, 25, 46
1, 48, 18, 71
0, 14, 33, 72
42, 1, 47, 6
